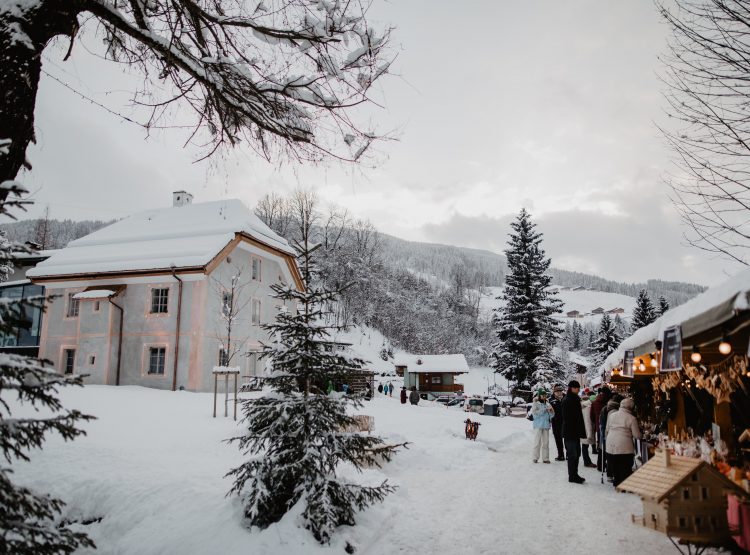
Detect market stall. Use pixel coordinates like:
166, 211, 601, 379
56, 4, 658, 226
597, 268, 750, 551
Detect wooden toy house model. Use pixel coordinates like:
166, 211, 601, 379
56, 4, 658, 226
617, 450, 749, 545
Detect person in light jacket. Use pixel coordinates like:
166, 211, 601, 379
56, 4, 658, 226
530, 388, 555, 464
580, 395, 597, 468
605, 397, 642, 487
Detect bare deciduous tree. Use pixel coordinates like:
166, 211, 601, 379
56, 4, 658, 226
0, 0, 393, 197
255, 192, 293, 237
658, 0, 750, 264
211, 267, 256, 367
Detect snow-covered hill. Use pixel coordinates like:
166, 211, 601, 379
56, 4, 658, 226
480, 286, 637, 324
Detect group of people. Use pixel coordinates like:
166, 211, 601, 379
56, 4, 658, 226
378, 382, 395, 396
400, 385, 420, 405
530, 381, 642, 486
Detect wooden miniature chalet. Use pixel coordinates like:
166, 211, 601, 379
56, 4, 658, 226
617, 450, 749, 546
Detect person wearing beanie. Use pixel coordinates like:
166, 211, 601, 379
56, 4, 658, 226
550, 384, 565, 461
530, 388, 554, 463
580, 393, 597, 468
605, 397, 642, 486
561, 380, 587, 484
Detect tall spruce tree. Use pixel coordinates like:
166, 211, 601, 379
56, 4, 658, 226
632, 289, 657, 331
0, 146, 95, 554
589, 313, 621, 375
491, 209, 563, 391
658, 296, 670, 316
226, 236, 399, 544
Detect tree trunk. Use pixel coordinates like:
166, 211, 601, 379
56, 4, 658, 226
0, 0, 82, 196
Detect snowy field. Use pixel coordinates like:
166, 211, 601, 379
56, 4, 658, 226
480, 287, 637, 324
9, 386, 675, 554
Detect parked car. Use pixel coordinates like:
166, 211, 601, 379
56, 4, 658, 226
435, 396, 452, 406
447, 397, 465, 408
464, 397, 484, 414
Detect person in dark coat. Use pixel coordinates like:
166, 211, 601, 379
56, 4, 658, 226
400, 386, 407, 404
592, 387, 612, 469
409, 386, 419, 405
561, 380, 586, 484
377, 383, 384, 394
550, 385, 565, 461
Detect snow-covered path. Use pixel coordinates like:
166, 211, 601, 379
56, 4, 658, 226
9, 387, 675, 554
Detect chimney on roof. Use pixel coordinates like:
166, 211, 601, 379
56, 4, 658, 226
173, 191, 193, 207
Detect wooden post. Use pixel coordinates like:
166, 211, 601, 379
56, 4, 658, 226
224, 372, 229, 417
233, 372, 238, 421
213, 372, 218, 418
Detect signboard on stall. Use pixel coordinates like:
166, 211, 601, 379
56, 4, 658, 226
661, 325, 683, 372
621, 349, 635, 378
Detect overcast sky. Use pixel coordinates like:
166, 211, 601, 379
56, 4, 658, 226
19, 0, 746, 286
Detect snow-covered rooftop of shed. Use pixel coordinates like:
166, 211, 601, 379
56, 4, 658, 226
393, 354, 469, 373
601, 267, 750, 373
27, 199, 294, 278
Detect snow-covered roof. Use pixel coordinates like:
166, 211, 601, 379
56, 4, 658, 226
27, 200, 295, 279
601, 267, 750, 373
393, 354, 469, 373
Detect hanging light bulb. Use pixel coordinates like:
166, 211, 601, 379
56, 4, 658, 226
650, 353, 658, 368
638, 359, 646, 372
691, 346, 702, 364
718, 336, 732, 356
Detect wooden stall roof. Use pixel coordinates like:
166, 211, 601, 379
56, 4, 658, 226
617, 451, 748, 502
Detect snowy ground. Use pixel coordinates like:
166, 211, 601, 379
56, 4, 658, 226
9, 386, 676, 554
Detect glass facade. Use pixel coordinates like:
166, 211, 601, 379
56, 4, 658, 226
0, 283, 44, 348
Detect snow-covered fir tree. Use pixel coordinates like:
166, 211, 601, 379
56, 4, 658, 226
491, 209, 563, 392
0, 152, 95, 554
658, 296, 670, 316
589, 313, 622, 373
632, 289, 657, 331
613, 314, 629, 341
226, 236, 399, 544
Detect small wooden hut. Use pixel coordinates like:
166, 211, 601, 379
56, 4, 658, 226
617, 450, 749, 546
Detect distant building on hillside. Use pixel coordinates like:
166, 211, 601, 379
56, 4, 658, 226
591, 307, 605, 315
566, 310, 580, 318
28, 193, 303, 392
607, 307, 625, 315
394, 354, 469, 396
571, 286, 585, 291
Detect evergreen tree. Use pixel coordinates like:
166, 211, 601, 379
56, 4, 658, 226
491, 209, 563, 391
0, 152, 95, 554
571, 320, 582, 351
632, 289, 657, 331
590, 313, 621, 373
226, 237, 399, 544
613, 314, 629, 341
658, 296, 670, 316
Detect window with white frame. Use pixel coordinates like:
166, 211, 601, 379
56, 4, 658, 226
67, 293, 80, 318
150, 288, 169, 314
148, 346, 166, 374
63, 349, 75, 374
251, 298, 261, 325
251, 257, 261, 281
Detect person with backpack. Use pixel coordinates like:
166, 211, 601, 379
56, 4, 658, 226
530, 388, 554, 464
